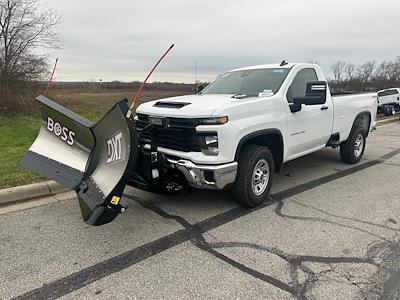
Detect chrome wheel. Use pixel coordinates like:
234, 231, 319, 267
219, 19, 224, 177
251, 158, 270, 196
354, 133, 364, 158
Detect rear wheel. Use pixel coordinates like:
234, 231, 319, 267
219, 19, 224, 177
385, 105, 395, 116
340, 127, 366, 164
232, 145, 274, 207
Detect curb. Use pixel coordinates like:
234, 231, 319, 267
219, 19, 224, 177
377, 116, 400, 126
0, 181, 68, 206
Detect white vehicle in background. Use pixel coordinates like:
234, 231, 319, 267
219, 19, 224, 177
377, 88, 400, 116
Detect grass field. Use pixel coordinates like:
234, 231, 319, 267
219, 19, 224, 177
51, 88, 189, 121
0, 89, 189, 189
0, 117, 44, 188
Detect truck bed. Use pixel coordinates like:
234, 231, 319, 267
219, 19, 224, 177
332, 92, 377, 142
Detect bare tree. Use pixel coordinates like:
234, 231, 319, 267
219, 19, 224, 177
307, 60, 319, 65
0, 0, 60, 92
344, 63, 355, 80
385, 57, 400, 82
356, 61, 376, 83
330, 61, 346, 82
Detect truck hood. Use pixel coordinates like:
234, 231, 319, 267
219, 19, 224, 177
135, 94, 243, 118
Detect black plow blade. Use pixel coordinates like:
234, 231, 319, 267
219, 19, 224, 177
19, 95, 138, 225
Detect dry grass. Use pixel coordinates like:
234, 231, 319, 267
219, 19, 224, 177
47, 88, 189, 122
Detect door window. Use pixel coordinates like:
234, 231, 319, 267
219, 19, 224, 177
287, 68, 318, 103
378, 89, 399, 97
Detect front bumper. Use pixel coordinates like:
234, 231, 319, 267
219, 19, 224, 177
167, 158, 238, 190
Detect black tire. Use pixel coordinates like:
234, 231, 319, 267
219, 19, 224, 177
389, 105, 396, 116
384, 106, 389, 116
340, 127, 366, 164
385, 105, 395, 116
232, 145, 274, 207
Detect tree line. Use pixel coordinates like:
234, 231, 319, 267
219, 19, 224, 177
329, 58, 400, 93
48, 80, 195, 92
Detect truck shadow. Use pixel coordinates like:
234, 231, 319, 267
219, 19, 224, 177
125, 147, 351, 215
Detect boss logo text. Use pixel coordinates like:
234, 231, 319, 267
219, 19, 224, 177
46, 117, 75, 146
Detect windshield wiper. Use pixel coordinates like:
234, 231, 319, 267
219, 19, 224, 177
231, 94, 257, 99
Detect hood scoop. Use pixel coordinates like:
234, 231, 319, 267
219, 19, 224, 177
153, 101, 191, 109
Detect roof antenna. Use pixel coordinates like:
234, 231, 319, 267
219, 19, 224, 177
126, 44, 175, 118
43, 58, 58, 96
280, 60, 288, 66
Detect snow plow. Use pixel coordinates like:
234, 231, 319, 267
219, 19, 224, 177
20, 45, 175, 225
20, 96, 138, 225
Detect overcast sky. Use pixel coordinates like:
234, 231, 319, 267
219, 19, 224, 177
50, 0, 400, 83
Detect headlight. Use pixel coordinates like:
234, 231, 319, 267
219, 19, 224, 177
197, 116, 228, 125
199, 133, 219, 155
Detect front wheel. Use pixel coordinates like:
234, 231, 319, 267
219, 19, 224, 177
232, 145, 274, 207
340, 127, 366, 164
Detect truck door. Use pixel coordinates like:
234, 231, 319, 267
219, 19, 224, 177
285, 67, 334, 159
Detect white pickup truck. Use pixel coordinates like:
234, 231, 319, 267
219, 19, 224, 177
133, 62, 377, 207
21, 62, 378, 225
377, 88, 400, 116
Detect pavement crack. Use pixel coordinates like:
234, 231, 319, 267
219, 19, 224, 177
210, 240, 379, 298
291, 200, 400, 233
274, 200, 390, 241
46, 182, 51, 194
131, 197, 300, 298
131, 198, 389, 299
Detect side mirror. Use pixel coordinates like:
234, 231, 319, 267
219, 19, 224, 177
290, 81, 327, 113
196, 84, 205, 94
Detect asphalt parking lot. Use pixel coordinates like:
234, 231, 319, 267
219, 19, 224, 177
1, 122, 400, 300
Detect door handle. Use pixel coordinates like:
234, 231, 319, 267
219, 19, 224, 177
321, 106, 328, 110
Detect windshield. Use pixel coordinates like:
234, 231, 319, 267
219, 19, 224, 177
201, 68, 290, 96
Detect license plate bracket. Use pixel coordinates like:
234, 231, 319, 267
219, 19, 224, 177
148, 116, 164, 126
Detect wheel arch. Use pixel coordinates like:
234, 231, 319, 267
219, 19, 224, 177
352, 111, 371, 137
235, 129, 284, 172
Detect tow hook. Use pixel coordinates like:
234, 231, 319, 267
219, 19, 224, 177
165, 181, 183, 192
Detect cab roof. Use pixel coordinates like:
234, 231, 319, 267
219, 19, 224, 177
377, 87, 400, 93
231, 63, 298, 72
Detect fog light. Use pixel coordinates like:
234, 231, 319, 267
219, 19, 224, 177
199, 134, 219, 155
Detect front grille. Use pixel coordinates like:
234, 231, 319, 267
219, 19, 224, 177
135, 114, 201, 152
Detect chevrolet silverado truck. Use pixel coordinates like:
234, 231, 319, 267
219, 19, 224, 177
20, 62, 377, 226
